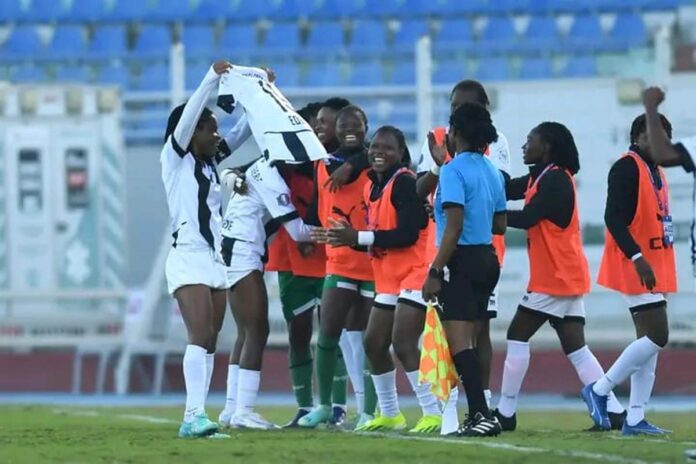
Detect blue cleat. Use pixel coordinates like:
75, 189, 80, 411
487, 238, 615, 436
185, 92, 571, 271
178, 413, 219, 438
283, 409, 310, 428
581, 383, 610, 430
622, 419, 671, 436
330, 406, 347, 427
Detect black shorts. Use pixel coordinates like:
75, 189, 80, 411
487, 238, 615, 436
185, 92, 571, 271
440, 245, 501, 322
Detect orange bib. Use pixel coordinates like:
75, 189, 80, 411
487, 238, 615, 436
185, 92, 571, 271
597, 152, 677, 294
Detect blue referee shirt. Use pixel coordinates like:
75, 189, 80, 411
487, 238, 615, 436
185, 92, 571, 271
434, 152, 506, 246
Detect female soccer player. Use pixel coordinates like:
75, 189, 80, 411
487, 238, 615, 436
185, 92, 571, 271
421, 103, 506, 437
583, 114, 676, 435
162, 60, 248, 438
322, 126, 443, 433
299, 105, 377, 428
493, 122, 625, 431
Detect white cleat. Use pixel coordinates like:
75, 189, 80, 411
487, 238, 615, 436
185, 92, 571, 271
231, 412, 279, 430
218, 410, 237, 429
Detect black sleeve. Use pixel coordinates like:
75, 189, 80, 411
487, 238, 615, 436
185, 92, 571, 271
304, 164, 321, 226
373, 175, 426, 249
604, 157, 641, 259
673, 142, 696, 173
505, 174, 530, 201
328, 150, 369, 184
507, 170, 573, 230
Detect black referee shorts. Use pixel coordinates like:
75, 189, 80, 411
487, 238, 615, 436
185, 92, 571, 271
440, 245, 501, 322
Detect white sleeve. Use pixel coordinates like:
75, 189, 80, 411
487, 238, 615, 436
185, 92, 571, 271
249, 159, 298, 220
282, 217, 314, 242
489, 132, 511, 175
170, 66, 219, 158
417, 137, 434, 174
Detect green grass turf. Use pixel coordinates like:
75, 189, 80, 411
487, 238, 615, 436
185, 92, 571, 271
1, 406, 695, 464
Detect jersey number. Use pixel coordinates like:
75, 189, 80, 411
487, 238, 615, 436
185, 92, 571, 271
257, 80, 303, 126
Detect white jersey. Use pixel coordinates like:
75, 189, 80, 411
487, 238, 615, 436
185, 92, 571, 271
416, 128, 511, 175
673, 135, 696, 272
221, 157, 310, 261
217, 65, 327, 164
161, 66, 250, 253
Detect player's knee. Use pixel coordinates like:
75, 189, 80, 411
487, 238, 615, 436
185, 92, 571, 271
363, 332, 388, 360
392, 334, 416, 365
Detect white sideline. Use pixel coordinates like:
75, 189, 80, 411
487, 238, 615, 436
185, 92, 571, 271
52, 409, 668, 464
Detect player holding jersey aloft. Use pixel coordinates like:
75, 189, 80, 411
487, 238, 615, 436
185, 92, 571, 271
320, 126, 443, 433
493, 122, 625, 432
161, 60, 249, 438
214, 66, 327, 430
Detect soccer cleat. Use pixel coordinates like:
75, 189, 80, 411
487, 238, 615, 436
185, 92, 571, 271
218, 409, 235, 429
355, 412, 407, 432
581, 383, 610, 430
230, 411, 279, 430
492, 409, 517, 432
283, 409, 310, 428
354, 413, 374, 431
297, 405, 332, 428
178, 413, 219, 438
330, 406, 347, 426
609, 411, 627, 431
685, 449, 696, 461
409, 415, 442, 434
622, 419, 671, 436
457, 412, 502, 437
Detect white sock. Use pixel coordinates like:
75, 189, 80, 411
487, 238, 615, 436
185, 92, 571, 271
593, 337, 661, 396
205, 353, 214, 400
235, 368, 261, 415
224, 364, 239, 414
441, 387, 459, 435
484, 389, 492, 409
627, 352, 658, 426
406, 370, 441, 416
497, 340, 530, 418
346, 330, 366, 413
183, 344, 207, 422
567, 345, 624, 414
372, 370, 400, 418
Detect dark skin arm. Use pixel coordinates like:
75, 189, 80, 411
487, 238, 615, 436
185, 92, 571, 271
422, 206, 463, 302
492, 211, 507, 235
643, 87, 682, 167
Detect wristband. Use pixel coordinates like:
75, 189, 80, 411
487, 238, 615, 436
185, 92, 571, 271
357, 231, 375, 246
631, 252, 643, 262
430, 164, 441, 176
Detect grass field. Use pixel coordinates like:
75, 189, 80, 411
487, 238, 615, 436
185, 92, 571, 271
1, 405, 695, 464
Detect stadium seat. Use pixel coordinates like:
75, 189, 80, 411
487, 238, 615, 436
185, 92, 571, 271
393, 20, 430, 48
55, 65, 91, 83
97, 65, 132, 89
474, 57, 511, 81
133, 64, 170, 91
132, 25, 172, 59
12, 65, 44, 83
313, 0, 365, 19
565, 15, 605, 53
389, 61, 416, 85
89, 25, 128, 60
273, 62, 301, 87
610, 13, 648, 49
519, 57, 554, 79
540, 0, 595, 14
193, 0, 237, 21
233, 0, 275, 21
479, 16, 517, 54
349, 21, 388, 55
219, 24, 258, 53
49, 26, 86, 59
23, 0, 69, 22
435, 19, 474, 44
0, 0, 24, 24
181, 26, 216, 56
304, 62, 343, 86
562, 55, 597, 77
185, 63, 212, 91
68, 0, 108, 22
349, 61, 383, 86
3, 26, 44, 58
107, 0, 151, 21
148, 0, 192, 22
433, 61, 467, 85
306, 22, 345, 51
263, 22, 301, 50
519, 16, 559, 53
484, 0, 532, 15
413, 0, 487, 16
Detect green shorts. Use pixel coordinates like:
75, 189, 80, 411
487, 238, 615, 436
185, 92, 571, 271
278, 271, 324, 322
323, 274, 375, 298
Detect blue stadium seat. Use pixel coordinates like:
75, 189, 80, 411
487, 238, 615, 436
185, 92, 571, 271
193, 0, 238, 21
474, 57, 511, 81
435, 19, 474, 44
68, 0, 108, 22
393, 20, 430, 48
149, 0, 192, 22
304, 62, 342, 86
273, 62, 301, 87
50, 26, 86, 59
12, 65, 44, 83
610, 13, 647, 48
23, 0, 69, 22
234, 0, 276, 21
97, 65, 132, 89
185, 63, 212, 91
479, 16, 517, 54
519, 16, 559, 53
542, 0, 596, 14
389, 61, 416, 85
417, 0, 487, 16
483, 0, 532, 15
181, 26, 216, 56
3, 26, 43, 58
562, 55, 597, 77
89, 25, 127, 59
107, 0, 150, 21
433, 61, 467, 85
220, 24, 258, 52
313, 0, 366, 19
306, 22, 344, 50
519, 57, 554, 79
349, 61, 383, 86
0, 0, 24, 24
349, 21, 388, 55
263, 22, 301, 50
132, 25, 172, 59
55, 65, 90, 82
565, 15, 605, 53
133, 64, 171, 91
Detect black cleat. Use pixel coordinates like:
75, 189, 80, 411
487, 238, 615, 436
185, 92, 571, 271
457, 412, 502, 437
609, 411, 626, 431
283, 409, 310, 428
493, 408, 517, 432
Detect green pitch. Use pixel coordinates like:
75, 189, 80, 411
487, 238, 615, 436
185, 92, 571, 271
1, 405, 695, 464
